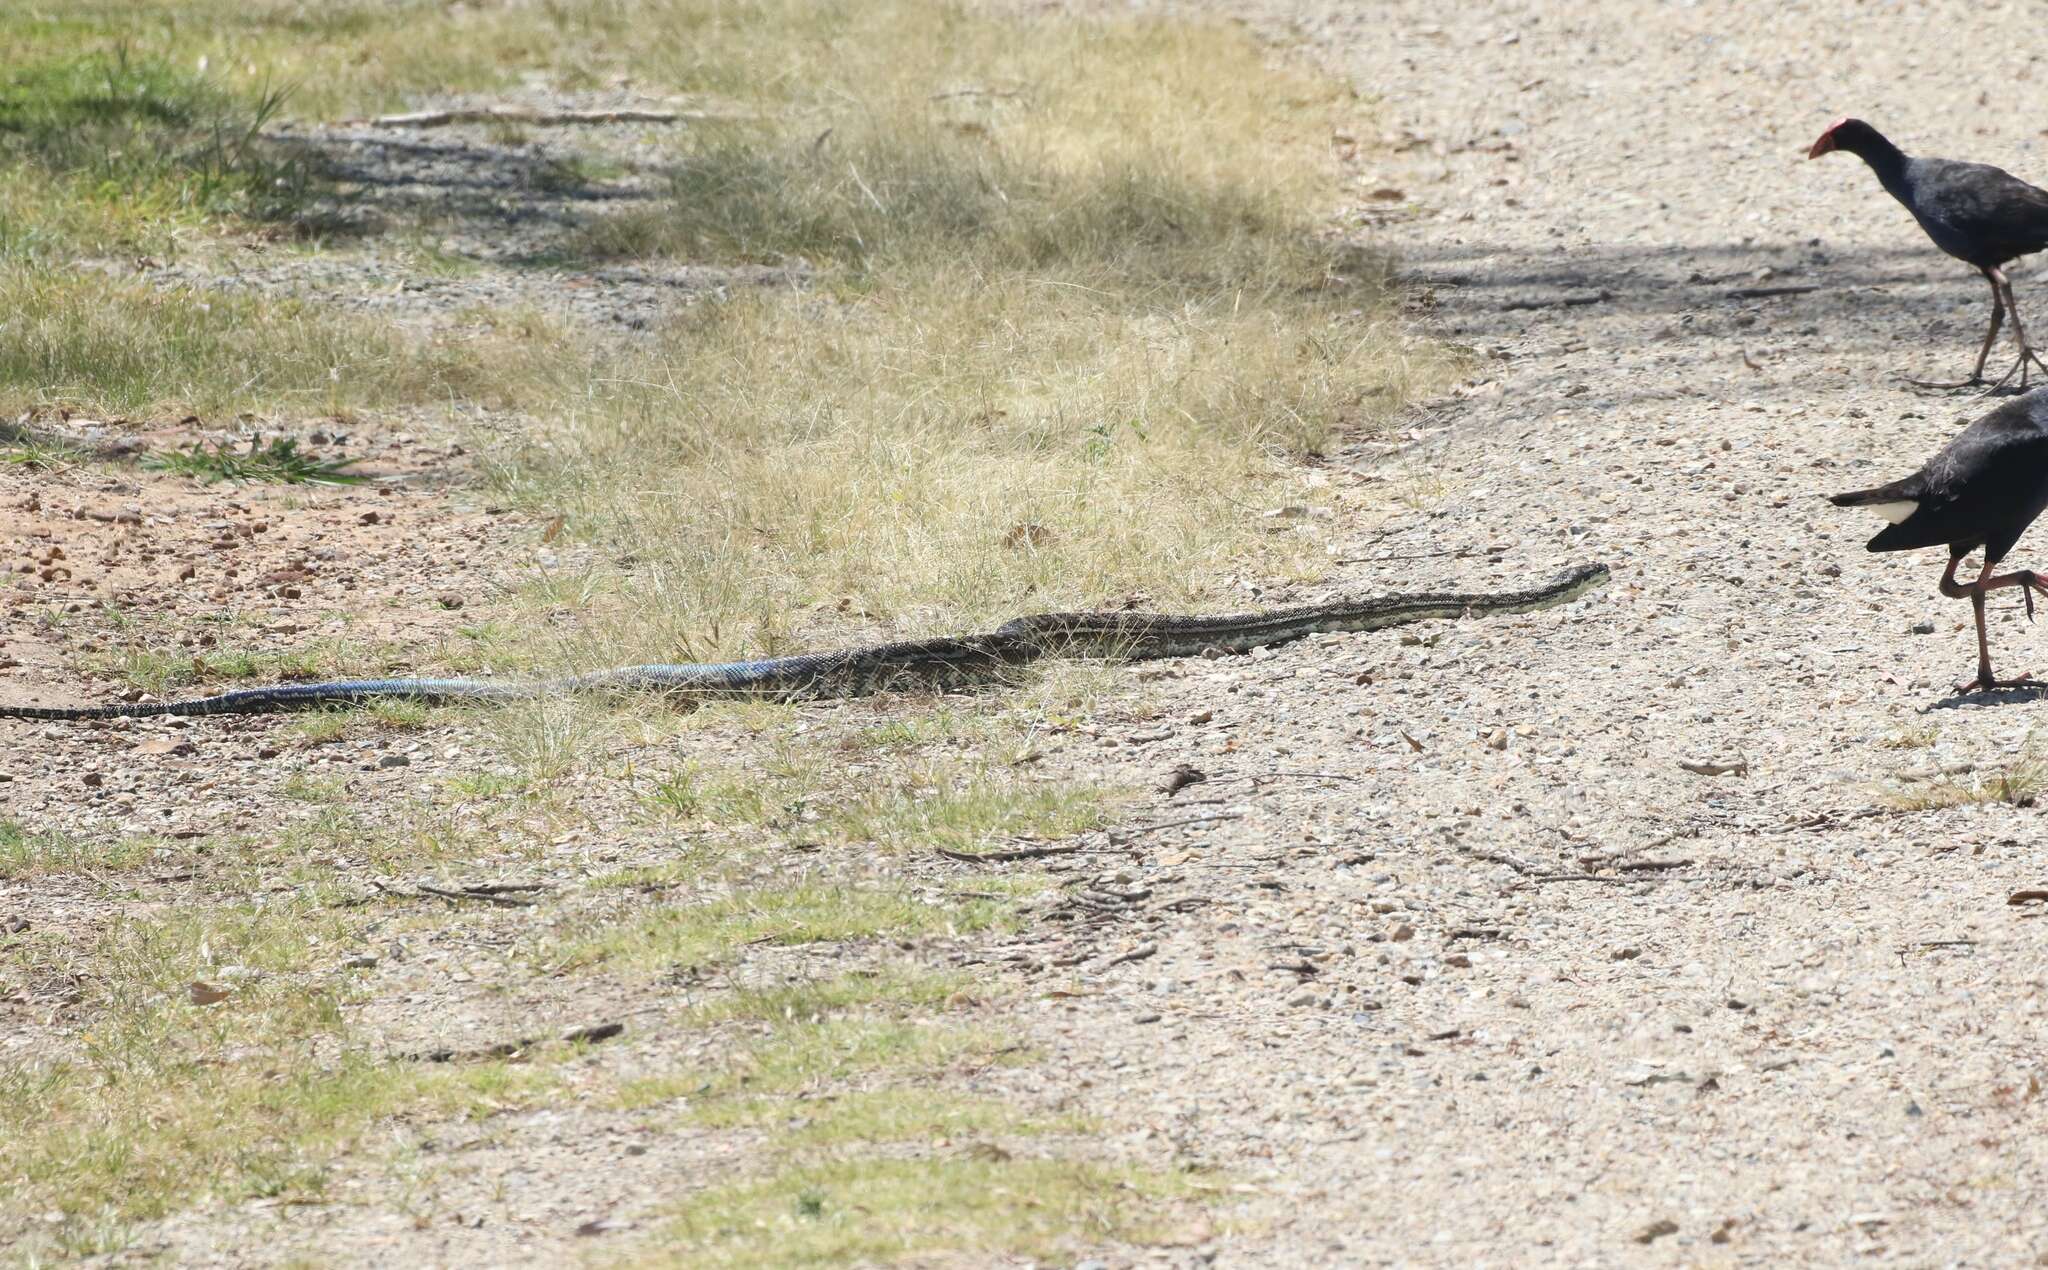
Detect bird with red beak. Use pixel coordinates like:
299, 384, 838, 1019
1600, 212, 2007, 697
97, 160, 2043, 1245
1809, 116, 2048, 392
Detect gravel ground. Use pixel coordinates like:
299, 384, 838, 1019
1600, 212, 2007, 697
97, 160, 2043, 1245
1011, 0, 2048, 1263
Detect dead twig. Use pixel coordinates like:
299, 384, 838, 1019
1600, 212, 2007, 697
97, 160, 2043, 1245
1679, 758, 1749, 776
938, 842, 1084, 864
1112, 812, 1244, 840
1532, 872, 1666, 884
372, 879, 547, 908
929, 86, 1027, 101
1458, 845, 1542, 876
1723, 284, 1820, 300
1767, 807, 1895, 833
1578, 823, 1709, 869
365, 107, 723, 128
1617, 859, 1694, 872
403, 1020, 625, 1063
414, 882, 541, 908
1334, 545, 1509, 564
1102, 942, 1157, 968
1500, 290, 1610, 311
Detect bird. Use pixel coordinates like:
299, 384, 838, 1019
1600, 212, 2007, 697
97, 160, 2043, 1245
1830, 387, 2048, 692
1809, 117, 2048, 392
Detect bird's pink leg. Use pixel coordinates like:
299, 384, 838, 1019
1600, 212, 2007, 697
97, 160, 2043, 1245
1990, 269, 2048, 392
1909, 269, 2006, 390
1947, 556, 2045, 692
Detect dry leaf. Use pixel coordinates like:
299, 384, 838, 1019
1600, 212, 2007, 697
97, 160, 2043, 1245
188, 981, 231, 1006
1002, 522, 1055, 549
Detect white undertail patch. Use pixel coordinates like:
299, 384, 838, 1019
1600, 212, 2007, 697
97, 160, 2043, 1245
1867, 499, 1918, 524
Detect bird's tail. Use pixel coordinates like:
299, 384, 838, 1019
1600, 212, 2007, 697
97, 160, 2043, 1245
1828, 481, 1913, 508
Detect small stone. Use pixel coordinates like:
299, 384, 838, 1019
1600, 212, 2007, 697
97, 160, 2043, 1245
1485, 727, 1508, 750
1636, 1219, 1679, 1245
575, 1218, 634, 1237
376, 753, 411, 769
1909, 620, 1935, 635
1287, 988, 1317, 1007
1390, 923, 1415, 942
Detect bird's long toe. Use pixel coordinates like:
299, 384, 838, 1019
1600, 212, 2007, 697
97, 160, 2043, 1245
1904, 372, 1990, 390
1956, 670, 2038, 694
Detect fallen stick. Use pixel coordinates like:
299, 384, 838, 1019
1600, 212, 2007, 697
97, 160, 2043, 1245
408, 881, 542, 908
403, 1020, 625, 1063
1501, 291, 1609, 311
1724, 284, 1820, 300
1679, 758, 1748, 776
1112, 812, 1244, 839
1103, 942, 1158, 968
1532, 872, 1667, 884
938, 842, 1084, 863
365, 107, 723, 129
1458, 845, 1542, 876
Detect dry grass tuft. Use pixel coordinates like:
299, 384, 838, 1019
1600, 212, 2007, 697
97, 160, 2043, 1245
1881, 733, 2048, 811
485, 5, 1441, 662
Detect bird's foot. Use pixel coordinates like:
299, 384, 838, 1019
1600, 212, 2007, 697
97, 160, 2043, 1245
1903, 372, 1989, 390
1955, 669, 2037, 694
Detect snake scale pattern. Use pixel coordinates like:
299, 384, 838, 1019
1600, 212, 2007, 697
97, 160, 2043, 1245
0, 563, 1609, 721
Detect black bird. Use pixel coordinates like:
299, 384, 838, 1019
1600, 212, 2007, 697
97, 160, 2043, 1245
1809, 117, 2048, 391
1831, 388, 2048, 692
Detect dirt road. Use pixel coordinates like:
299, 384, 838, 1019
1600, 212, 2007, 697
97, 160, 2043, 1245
1033, 1, 2048, 1262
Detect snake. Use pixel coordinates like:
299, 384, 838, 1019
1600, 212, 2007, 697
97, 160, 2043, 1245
0, 563, 1608, 721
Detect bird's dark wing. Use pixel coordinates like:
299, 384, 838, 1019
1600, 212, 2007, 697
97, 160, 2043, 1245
1906, 158, 2048, 262
1851, 396, 2048, 552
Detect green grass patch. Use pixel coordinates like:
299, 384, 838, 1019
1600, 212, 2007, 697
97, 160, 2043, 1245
0, 820, 159, 878
0, 900, 560, 1256
654, 1155, 1199, 1268
547, 881, 1016, 974
0, 48, 311, 257
146, 434, 367, 484
825, 770, 1113, 853
1884, 752, 2048, 811
620, 1014, 1001, 1115
84, 639, 354, 695
0, 268, 516, 419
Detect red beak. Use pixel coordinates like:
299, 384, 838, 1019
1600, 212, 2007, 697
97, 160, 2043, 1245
1807, 133, 1836, 160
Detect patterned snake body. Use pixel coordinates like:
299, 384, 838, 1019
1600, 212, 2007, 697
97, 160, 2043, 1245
0, 563, 1608, 721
